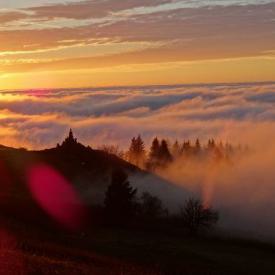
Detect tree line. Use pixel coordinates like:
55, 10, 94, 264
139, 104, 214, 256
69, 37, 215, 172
99, 135, 248, 170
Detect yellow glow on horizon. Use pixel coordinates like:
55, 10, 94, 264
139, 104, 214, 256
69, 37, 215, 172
0, 56, 274, 90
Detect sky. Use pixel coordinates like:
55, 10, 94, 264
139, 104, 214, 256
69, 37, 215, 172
0, 0, 274, 89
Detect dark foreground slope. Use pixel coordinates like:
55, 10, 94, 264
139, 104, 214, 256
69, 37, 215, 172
2, 214, 275, 275
0, 140, 275, 275
0, 143, 135, 229
0, 137, 188, 218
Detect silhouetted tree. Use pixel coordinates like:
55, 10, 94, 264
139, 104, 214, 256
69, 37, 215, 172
207, 139, 216, 150
139, 192, 164, 220
182, 140, 192, 156
180, 198, 219, 235
127, 135, 146, 167
194, 138, 201, 154
172, 140, 181, 158
158, 139, 173, 165
104, 169, 137, 226
147, 137, 160, 170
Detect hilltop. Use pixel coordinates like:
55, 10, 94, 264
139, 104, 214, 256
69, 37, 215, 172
0, 130, 188, 223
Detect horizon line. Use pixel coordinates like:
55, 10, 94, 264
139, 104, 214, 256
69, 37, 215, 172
1, 80, 275, 93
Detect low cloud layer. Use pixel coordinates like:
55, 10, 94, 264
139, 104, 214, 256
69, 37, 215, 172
0, 82, 275, 149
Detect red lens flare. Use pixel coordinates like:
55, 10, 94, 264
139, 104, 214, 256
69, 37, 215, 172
26, 164, 87, 231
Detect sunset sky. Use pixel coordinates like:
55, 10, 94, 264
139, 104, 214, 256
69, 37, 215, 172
0, 0, 275, 89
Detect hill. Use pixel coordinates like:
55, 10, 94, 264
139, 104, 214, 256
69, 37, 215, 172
0, 131, 275, 274
0, 130, 189, 225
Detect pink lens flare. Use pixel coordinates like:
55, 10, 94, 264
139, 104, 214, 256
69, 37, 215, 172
26, 164, 87, 231
24, 89, 52, 97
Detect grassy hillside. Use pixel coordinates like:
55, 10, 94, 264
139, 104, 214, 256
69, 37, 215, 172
1, 215, 275, 275
0, 139, 274, 274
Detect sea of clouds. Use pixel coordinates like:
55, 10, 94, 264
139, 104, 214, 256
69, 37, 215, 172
1, 82, 275, 149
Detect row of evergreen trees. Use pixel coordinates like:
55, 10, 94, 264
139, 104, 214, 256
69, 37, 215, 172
124, 135, 244, 169
59, 130, 244, 170
127, 136, 173, 169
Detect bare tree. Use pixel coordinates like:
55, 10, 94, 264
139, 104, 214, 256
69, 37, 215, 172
98, 144, 124, 159
180, 198, 219, 235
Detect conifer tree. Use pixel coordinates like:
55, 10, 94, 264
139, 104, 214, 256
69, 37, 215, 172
104, 169, 137, 225
147, 137, 160, 170
207, 139, 216, 150
127, 135, 146, 167
194, 138, 201, 154
159, 139, 172, 165
172, 140, 181, 158
182, 140, 192, 155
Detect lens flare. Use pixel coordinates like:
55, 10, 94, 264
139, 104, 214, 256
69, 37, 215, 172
26, 164, 87, 231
